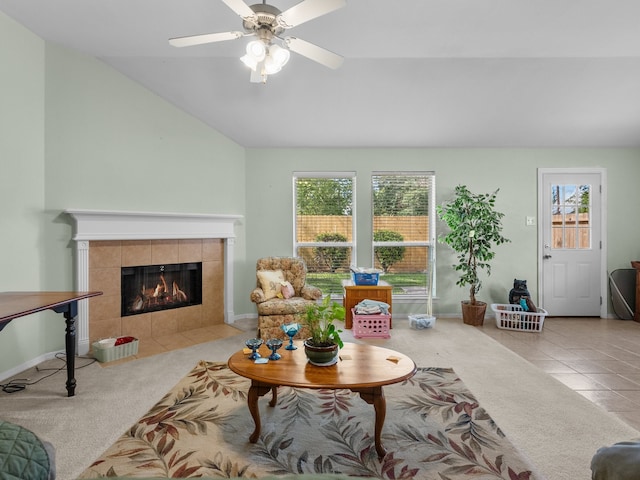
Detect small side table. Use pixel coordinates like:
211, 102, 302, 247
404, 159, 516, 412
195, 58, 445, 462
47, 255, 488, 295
0, 291, 103, 396
342, 280, 392, 329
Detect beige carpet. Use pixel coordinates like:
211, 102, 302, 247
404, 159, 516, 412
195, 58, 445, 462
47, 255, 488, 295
1, 318, 638, 480
77, 360, 541, 479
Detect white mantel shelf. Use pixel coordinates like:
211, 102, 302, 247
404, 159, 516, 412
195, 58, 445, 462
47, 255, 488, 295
66, 209, 242, 241
65, 209, 243, 355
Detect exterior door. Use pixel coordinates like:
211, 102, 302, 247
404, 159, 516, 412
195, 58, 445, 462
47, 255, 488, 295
538, 169, 606, 317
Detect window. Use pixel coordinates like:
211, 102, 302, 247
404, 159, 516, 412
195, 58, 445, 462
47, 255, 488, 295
550, 183, 592, 249
372, 172, 435, 296
293, 172, 355, 295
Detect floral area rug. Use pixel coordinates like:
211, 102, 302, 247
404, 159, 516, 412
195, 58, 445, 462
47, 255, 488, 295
79, 360, 540, 479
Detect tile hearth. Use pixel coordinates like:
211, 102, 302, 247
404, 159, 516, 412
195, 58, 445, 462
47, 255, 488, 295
88, 238, 224, 349
98, 323, 247, 366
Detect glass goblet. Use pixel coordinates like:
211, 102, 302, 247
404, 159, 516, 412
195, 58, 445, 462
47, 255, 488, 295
245, 338, 263, 360
266, 338, 283, 360
281, 322, 300, 350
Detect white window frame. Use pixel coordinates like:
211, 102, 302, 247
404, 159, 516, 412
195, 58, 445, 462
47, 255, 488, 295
371, 171, 436, 299
293, 171, 357, 271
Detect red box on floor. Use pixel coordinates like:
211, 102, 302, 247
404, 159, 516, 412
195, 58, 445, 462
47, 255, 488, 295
351, 309, 391, 339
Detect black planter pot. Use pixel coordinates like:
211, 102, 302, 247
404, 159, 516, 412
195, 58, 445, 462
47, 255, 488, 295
303, 339, 339, 366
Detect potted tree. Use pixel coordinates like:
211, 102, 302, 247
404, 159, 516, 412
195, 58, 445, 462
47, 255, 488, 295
303, 295, 345, 366
436, 185, 510, 325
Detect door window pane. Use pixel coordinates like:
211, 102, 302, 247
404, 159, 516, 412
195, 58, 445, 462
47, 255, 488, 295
550, 184, 591, 250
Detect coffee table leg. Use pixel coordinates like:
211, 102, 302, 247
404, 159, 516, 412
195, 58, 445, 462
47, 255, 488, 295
356, 386, 387, 459
247, 381, 276, 443
269, 386, 278, 407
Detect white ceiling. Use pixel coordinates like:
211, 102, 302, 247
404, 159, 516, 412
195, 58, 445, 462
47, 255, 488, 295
2, 0, 640, 148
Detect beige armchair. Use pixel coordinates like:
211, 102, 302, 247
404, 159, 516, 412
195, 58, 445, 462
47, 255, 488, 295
250, 256, 322, 340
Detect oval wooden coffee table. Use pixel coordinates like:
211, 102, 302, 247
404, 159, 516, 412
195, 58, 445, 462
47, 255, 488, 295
228, 342, 417, 459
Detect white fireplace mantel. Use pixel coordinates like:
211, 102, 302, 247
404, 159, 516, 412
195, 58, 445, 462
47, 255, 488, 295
66, 209, 241, 241
65, 209, 243, 354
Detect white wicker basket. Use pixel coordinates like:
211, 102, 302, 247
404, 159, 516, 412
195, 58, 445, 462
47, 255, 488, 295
491, 304, 548, 332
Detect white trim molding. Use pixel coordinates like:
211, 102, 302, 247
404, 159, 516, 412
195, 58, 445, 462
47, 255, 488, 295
66, 209, 241, 240
65, 209, 242, 354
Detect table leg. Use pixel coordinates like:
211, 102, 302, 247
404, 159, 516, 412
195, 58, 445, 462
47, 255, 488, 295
53, 301, 78, 397
247, 381, 275, 443
356, 386, 387, 459
269, 386, 278, 407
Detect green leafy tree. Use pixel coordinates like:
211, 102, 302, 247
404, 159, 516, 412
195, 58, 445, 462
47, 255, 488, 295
314, 233, 350, 272
297, 178, 352, 215
373, 230, 406, 273
373, 176, 428, 216
578, 185, 590, 213
436, 185, 510, 305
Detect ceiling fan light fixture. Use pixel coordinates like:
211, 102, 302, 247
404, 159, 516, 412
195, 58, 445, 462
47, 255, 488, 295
264, 57, 281, 75
245, 40, 266, 61
169, 0, 346, 84
240, 54, 258, 71
269, 44, 290, 68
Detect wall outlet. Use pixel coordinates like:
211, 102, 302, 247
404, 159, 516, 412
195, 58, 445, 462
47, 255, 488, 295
526, 216, 536, 226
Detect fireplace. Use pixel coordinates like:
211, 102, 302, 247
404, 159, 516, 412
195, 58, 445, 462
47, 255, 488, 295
66, 209, 242, 355
121, 262, 202, 316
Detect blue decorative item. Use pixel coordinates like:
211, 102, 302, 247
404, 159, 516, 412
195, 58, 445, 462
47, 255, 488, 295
245, 338, 263, 360
266, 338, 283, 360
519, 298, 529, 311
281, 323, 300, 350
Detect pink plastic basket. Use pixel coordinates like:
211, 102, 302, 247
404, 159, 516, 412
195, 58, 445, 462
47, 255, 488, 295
352, 309, 391, 339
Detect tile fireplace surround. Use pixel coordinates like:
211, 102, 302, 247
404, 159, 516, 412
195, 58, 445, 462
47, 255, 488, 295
66, 210, 242, 355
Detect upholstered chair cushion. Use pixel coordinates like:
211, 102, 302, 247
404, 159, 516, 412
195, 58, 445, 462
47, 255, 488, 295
256, 270, 285, 300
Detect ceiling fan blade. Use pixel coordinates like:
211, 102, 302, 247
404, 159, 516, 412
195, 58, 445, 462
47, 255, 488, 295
285, 37, 344, 69
169, 31, 244, 47
278, 0, 346, 28
220, 0, 256, 19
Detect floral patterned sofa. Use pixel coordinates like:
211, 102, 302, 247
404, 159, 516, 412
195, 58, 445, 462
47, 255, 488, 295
250, 256, 322, 340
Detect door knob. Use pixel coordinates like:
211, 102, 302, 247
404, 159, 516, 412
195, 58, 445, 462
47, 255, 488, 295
543, 254, 552, 259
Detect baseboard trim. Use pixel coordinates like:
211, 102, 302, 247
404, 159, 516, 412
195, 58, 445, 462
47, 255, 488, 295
0, 350, 65, 383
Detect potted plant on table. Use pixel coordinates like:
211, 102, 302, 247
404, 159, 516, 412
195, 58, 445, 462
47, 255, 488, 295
436, 185, 510, 325
303, 295, 345, 366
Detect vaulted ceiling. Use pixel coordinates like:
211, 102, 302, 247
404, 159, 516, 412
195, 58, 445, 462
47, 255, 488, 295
2, 0, 640, 148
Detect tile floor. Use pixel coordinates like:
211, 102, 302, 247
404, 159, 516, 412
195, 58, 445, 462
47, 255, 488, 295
480, 316, 640, 432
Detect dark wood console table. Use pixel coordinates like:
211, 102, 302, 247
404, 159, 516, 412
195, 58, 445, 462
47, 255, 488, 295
0, 291, 103, 396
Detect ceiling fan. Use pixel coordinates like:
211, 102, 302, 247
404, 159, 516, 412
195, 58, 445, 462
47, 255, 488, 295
169, 0, 346, 83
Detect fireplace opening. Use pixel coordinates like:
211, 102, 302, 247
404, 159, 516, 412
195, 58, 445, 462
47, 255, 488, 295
121, 262, 202, 317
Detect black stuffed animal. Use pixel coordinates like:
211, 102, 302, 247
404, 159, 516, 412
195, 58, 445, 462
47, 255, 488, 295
509, 279, 537, 312
509, 279, 530, 304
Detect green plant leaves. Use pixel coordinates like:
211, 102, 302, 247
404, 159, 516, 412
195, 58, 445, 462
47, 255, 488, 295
436, 185, 510, 303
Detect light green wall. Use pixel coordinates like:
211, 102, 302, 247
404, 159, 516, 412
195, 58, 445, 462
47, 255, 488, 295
244, 149, 640, 316
41, 43, 247, 305
0, 12, 246, 375
0, 12, 48, 369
